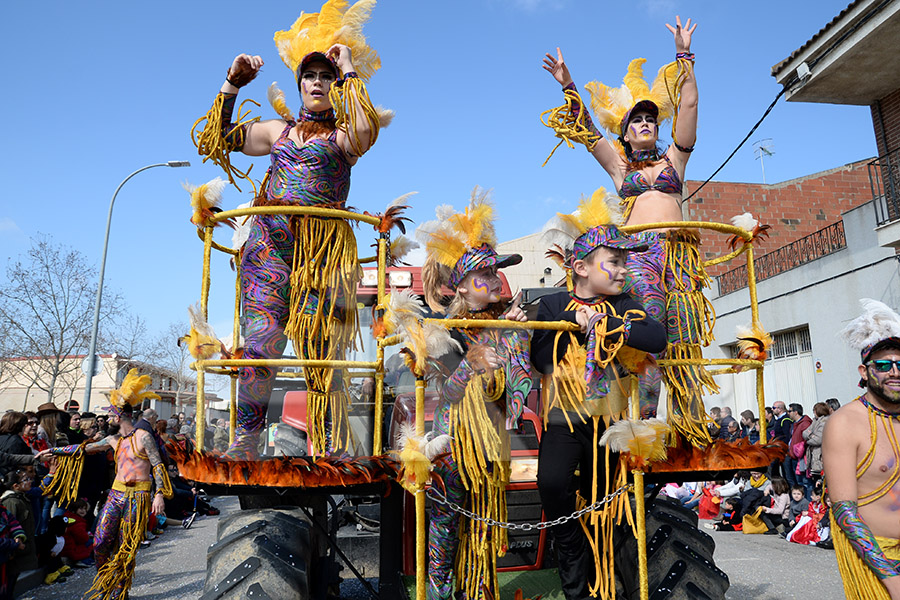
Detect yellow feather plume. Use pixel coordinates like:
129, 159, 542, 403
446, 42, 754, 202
179, 303, 222, 360
394, 423, 432, 492
416, 187, 497, 270
585, 58, 678, 138
267, 82, 295, 121
599, 418, 669, 468
735, 322, 774, 362
273, 0, 381, 81
109, 368, 160, 410
183, 177, 226, 227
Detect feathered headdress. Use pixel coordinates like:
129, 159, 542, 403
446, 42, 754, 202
108, 369, 160, 417
273, 0, 381, 81
541, 188, 643, 289
381, 288, 461, 376
840, 298, 900, 363
416, 188, 521, 305
735, 323, 774, 363
584, 58, 679, 140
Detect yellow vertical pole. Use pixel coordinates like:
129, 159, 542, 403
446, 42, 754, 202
373, 237, 388, 455
229, 375, 238, 445
196, 226, 214, 452
743, 244, 767, 444
196, 369, 206, 450
756, 367, 766, 443
415, 376, 426, 600
231, 252, 242, 445
628, 378, 649, 600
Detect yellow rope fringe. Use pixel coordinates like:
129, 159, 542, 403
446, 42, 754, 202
86, 490, 150, 600
857, 407, 900, 506
190, 94, 261, 193
576, 453, 632, 599
450, 370, 509, 600
43, 444, 86, 506
544, 301, 636, 430
540, 88, 602, 166
329, 77, 380, 158
832, 515, 900, 600
284, 216, 361, 455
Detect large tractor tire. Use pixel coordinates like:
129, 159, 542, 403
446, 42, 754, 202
201, 508, 314, 600
615, 496, 729, 600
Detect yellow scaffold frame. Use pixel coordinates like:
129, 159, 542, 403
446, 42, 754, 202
189, 206, 767, 600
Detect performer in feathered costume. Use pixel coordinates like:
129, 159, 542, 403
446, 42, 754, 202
191, 0, 384, 458
532, 189, 666, 600
541, 17, 717, 447
415, 188, 533, 600
824, 299, 900, 599
39, 369, 173, 599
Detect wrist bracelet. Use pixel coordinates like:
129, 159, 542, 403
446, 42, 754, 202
225, 76, 240, 88
676, 52, 695, 61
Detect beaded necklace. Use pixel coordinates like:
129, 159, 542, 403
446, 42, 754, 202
859, 396, 900, 419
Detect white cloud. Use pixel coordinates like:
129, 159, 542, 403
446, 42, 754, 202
0, 217, 22, 234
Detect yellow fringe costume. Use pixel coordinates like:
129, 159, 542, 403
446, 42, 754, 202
831, 398, 900, 600
190, 0, 382, 457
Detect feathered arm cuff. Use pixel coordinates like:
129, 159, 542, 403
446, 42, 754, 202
190, 93, 261, 191
329, 72, 380, 157
540, 86, 602, 166
43, 443, 87, 506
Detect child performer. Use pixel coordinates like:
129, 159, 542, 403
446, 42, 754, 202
415, 189, 533, 600
532, 189, 666, 600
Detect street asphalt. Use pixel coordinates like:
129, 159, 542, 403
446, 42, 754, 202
14, 499, 848, 599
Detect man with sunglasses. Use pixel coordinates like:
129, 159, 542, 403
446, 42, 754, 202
824, 299, 900, 599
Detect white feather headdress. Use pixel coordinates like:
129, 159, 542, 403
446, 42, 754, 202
840, 298, 900, 361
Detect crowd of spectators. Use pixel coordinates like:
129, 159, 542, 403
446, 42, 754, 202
666, 397, 842, 550
0, 405, 219, 597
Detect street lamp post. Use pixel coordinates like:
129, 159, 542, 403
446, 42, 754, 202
82, 160, 190, 412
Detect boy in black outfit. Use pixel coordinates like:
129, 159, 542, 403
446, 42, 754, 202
532, 222, 666, 600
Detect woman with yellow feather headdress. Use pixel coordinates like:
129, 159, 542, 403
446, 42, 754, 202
191, 0, 383, 459
414, 188, 533, 600
541, 17, 717, 448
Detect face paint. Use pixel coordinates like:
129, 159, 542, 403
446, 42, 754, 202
597, 261, 616, 279
471, 277, 491, 294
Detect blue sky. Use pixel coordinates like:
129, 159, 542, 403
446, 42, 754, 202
1, 0, 876, 340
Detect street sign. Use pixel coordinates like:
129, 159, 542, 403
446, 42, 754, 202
81, 355, 102, 377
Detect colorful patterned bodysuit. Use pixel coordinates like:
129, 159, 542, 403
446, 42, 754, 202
428, 324, 532, 600
230, 123, 353, 458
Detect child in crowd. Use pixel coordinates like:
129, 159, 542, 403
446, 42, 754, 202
786, 486, 829, 545
35, 515, 71, 585
787, 485, 810, 530
698, 482, 723, 520
0, 503, 26, 599
532, 193, 666, 600
761, 477, 790, 534
61, 499, 94, 567
706, 498, 743, 531
0, 470, 37, 574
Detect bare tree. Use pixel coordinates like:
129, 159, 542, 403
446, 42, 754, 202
0, 236, 125, 403
152, 321, 195, 413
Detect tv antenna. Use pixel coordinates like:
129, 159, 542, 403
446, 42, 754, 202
753, 138, 775, 184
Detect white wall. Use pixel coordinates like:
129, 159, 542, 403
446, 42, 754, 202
706, 201, 900, 417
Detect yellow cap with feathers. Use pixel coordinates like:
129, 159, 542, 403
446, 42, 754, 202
108, 368, 160, 414
273, 0, 381, 81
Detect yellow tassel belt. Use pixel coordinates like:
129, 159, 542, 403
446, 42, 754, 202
112, 480, 152, 493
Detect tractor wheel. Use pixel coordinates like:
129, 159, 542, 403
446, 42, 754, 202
274, 423, 308, 457
200, 508, 313, 600
615, 496, 729, 599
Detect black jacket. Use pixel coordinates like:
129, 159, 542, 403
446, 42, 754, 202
531, 291, 666, 375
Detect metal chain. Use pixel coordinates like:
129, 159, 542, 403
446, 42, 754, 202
425, 484, 633, 532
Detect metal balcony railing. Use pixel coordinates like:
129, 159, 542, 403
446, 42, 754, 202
869, 148, 900, 226
717, 221, 847, 295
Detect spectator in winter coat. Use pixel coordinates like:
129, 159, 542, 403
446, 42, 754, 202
715, 471, 750, 499
61, 499, 93, 566
718, 407, 738, 440
787, 404, 813, 498
761, 477, 790, 533
802, 402, 830, 485
0, 503, 26, 599
0, 470, 37, 572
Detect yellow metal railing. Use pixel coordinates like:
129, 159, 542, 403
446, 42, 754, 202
190, 213, 768, 600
